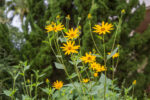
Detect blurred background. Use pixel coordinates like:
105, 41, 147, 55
0, 0, 150, 99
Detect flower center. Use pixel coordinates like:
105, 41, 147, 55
53, 27, 56, 30
68, 46, 72, 50
70, 34, 75, 37
87, 57, 91, 60
101, 28, 105, 31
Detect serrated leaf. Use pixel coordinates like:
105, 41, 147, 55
54, 62, 64, 69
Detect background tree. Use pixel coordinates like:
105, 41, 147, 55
0, 0, 150, 99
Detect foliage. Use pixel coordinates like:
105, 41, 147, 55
0, 0, 150, 99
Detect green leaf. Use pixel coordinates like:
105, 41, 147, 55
107, 47, 118, 60
58, 37, 67, 42
93, 54, 103, 59
14, 71, 20, 80
22, 95, 33, 100
99, 73, 112, 86
24, 65, 30, 71
54, 62, 64, 69
41, 88, 50, 95
56, 55, 62, 58
41, 65, 52, 75
3, 90, 12, 97
88, 85, 103, 95
63, 28, 68, 33
3, 89, 17, 97
96, 35, 103, 40
39, 74, 45, 78
68, 73, 78, 79
37, 82, 44, 86
42, 40, 49, 44
19, 73, 24, 76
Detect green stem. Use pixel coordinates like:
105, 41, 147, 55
89, 21, 102, 57
48, 33, 62, 63
48, 32, 78, 91
35, 76, 38, 98
132, 86, 135, 99
103, 34, 107, 100
12, 78, 16, 100
111, 15, 122, 53
66, 19, 69, 30
23, 71, 29, 96
30, 75, 33, 98
112, 58, 115, 92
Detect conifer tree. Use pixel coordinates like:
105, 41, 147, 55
1, 0, 150, 98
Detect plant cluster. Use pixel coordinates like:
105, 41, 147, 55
2, 10, 143, 100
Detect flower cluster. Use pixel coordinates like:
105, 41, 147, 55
44, 17, 118, 90
90, 62, 107, 72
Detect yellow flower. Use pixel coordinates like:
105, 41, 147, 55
56, 15, 60, 19
80, 52, 96, 63
65, 28, 79, 40
90, 62, 100, 70
121, 9, 125, 14
82, 78, 89, 83
70, 90, 72, 94
78, 25, 81, 30
94, 73, 98, 77
46, 78, 50, 83
96, 65, 107, 72
108, 52, 119, 59
61, 41, 80, 55
66, 14, 70, 20
53, 80, 63, 90
45, 23, 64, 33
93, 21, 113, 35
132, 80, 136, 85
27, 79, 30, 84
88, 13, 92, 19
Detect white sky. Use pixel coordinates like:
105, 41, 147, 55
140, 0, 150, 6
